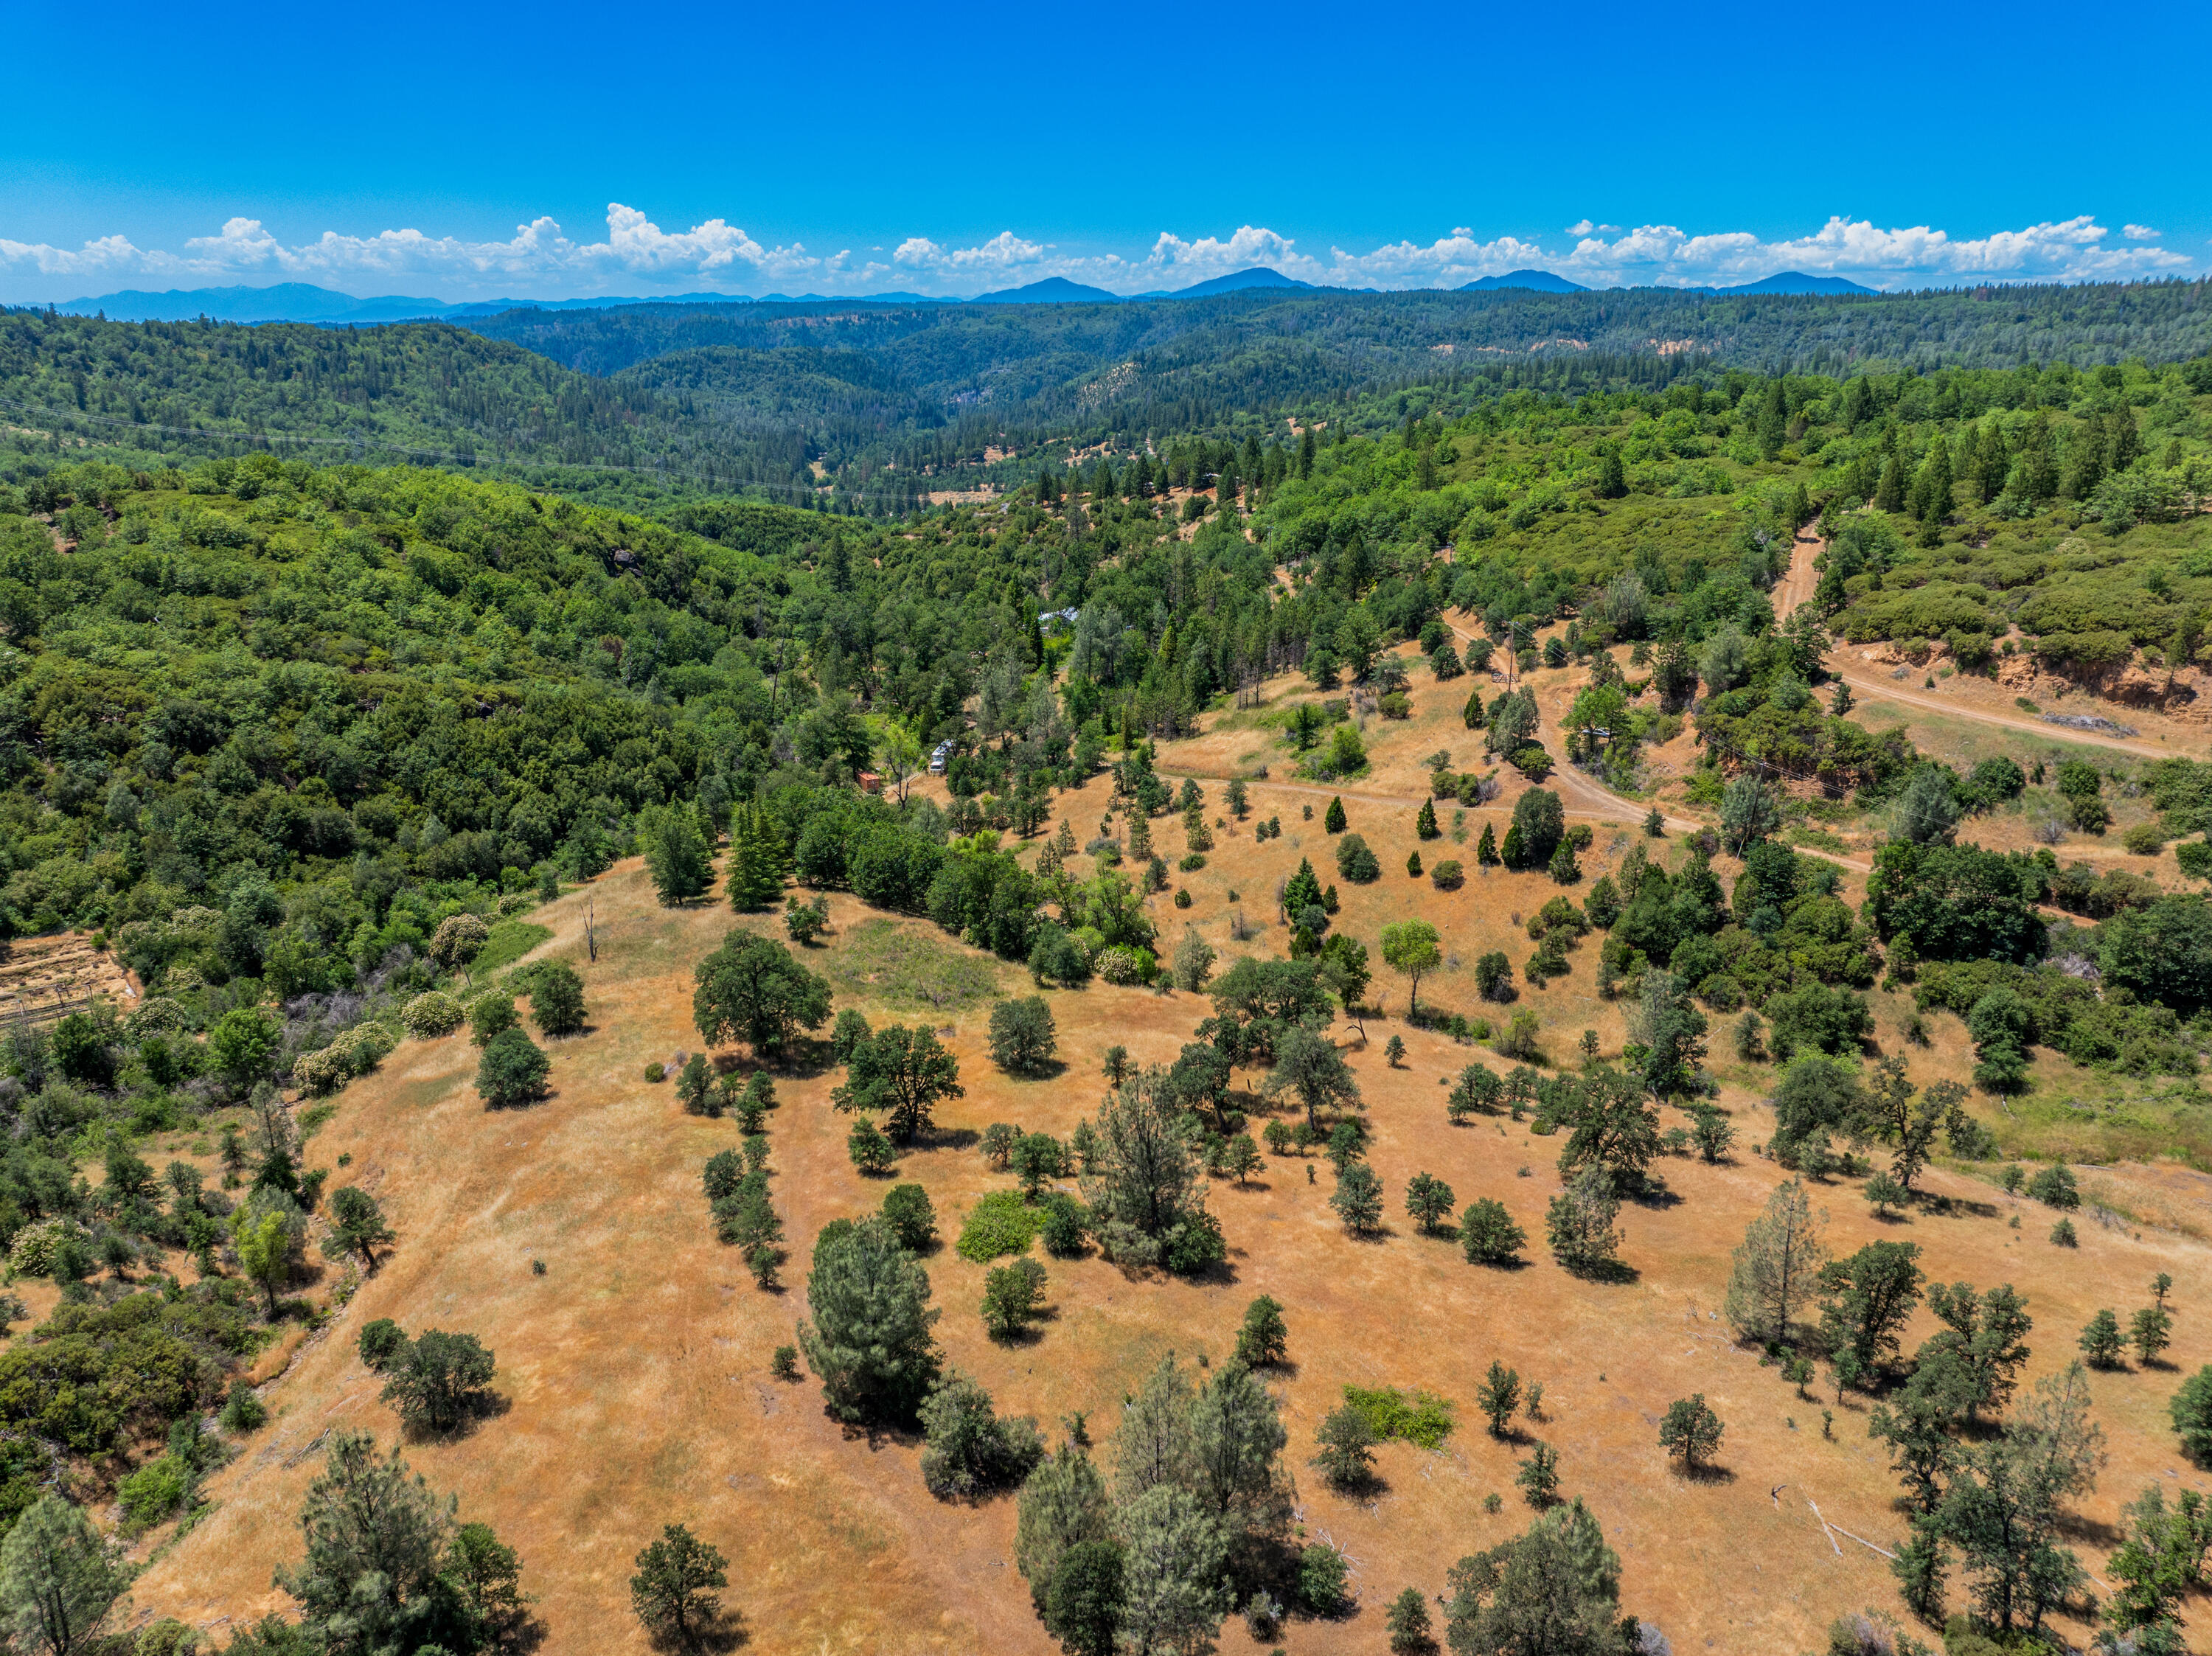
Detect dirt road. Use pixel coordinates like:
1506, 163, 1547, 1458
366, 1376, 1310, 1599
1774, 533, 2186, 761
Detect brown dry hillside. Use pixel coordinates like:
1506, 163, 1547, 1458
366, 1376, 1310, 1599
134, 703, 2212, 1655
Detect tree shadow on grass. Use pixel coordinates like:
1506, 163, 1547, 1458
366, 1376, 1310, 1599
929, 1126, 981, 1152
401, 1388, 512, 1445
1679, 1461, 1738, 1486
1564, 1259, 1641, 1286
644, 1609, 749, 1654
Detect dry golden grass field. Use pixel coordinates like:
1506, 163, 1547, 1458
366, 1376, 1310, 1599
125, 646, 2212, 1656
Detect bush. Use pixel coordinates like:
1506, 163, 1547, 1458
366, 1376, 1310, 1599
402, 991, 466, 1038
1300, 1540, 1352, 1615
981, 1257, 1048, 1339
956, 1191, 1040, 1262
2172, 1365, 2212, 1464
2027, 1163, 2081, 1208
881, 1183, 938, 1251
475, 1026, 550, 1108
919, 1372, 1044, 1500
1335, 833, 1382, 884
529, 961, 587, 1037
360, 1319, 410, 1374
988, 998, 1058, 1074
1461, 1198, 1527, 1265
1038, 1192, 1088, 1256
1431, 859, 1464, 891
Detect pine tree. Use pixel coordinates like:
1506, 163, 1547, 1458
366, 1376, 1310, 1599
1477, 822, 1499, 865
1874, 455, 1907, 513
726, 805, 783, 912
1324, 797, 1347, 835
1500, 824, 1525, 869
1416, 798, 1439, 840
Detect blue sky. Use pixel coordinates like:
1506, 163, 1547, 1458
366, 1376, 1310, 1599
4, 0, 2206, 302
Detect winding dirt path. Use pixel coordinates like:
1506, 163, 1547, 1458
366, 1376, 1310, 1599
1777, 533, 2183, 762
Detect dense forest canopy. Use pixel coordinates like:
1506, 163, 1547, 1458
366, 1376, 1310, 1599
9, 276, 2209, 517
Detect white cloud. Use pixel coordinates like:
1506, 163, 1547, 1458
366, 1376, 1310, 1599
0, 206, 2198, 302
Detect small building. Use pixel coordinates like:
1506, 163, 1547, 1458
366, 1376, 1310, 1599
857, 770, 883, 794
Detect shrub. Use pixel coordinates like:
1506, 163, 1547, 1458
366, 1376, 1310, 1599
1343, 1383, 1455, 1447
1096, 946, 1152, 985
1300, 1542, 1352, 1616
1335, 833, 1382, 884
981, 1256, 1048, 1339
2027, 1163, 2081, 1208
475, 1026, 550, 1108
1461, 1198, 1527, 1264
956, 1191, 1040, 1262
529, 961, 587, 1037
881, 1183, 938, 1251
359, 1318, 408, 1371
919, 1372, 1044, 1499
1431, 859, 1464, 891
402, 992, 467, 1038
1038, 1192, 1088, 1256
2172, 1365, 2212, 1464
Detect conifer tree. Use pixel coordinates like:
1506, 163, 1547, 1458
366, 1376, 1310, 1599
1477, 821, 1499, 865
726, 805, 783, 912
1416, 797, 1439, 840
1462, 687, 1486, 728
1324, 796, 1347, 834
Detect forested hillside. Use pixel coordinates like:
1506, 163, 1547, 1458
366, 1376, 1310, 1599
0, 310, 888, 515
12, 279, 2209, 526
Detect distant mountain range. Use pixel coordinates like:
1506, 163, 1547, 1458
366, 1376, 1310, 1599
1461, 270, 1588, 293
49, 265, 1880, 325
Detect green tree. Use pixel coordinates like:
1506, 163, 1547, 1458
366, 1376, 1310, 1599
321, 1186, 394, 1271
724, 804, 784, 912
1461, 1198, 1528, 1266
2173, 1365, 2212, 1464
1234, 1296, 1290, 1368
847, 1117, 896, 1176
1263, 1024, 1363, 1133
1380, 919, 1443, 1016
1514, 1441, 1562, 1509
1719, 773, 1781, 855
236, 1210, 292, 1316
1324, 796, 1347, 834
273, 1432, 451, 1656
629, 1523, 728, 1652
528, 961, 587, 1037
1043, 1541, 1122, 1656
1658, 1394, 1724, 1471
1311, 1404, 1378, 1491
981, 1259, 1048, 1341
1443, 1499, 1621, 1655
835, 1025, 964, 1141
209, 1006, 280, 1090
1544, 1169, 1623, 1278
2132, 1305, 2174, 1366
2081, 1310, 2126, 1369
798, 1217, 941, 1426
1818, 1241, 1925, 1377
987, 997, 1058, 1075
380, 1329, 497, 1433
1405, 1172, 1455, 1234
475, 1026, 550, 1109
642, 807, 713, 905
1477, 1360, 1522, 1437
1014, 1443, 1113, 1618
0, 1494, 131, 1656
919, 1371, 1045, 1497
1722, 1177, 1830, 1346
692, 930, 832, 1058
1330, 1163, 1384, 1234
